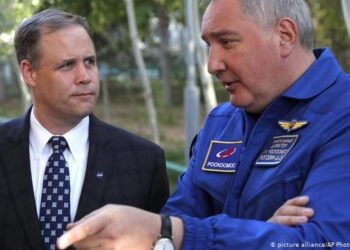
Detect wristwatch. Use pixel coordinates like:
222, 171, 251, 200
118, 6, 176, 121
153, 215, 175, 250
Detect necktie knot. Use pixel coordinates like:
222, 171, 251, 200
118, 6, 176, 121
49, 136, 68, 153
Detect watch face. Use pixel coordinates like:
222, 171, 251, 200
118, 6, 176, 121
153, 238, 175, 250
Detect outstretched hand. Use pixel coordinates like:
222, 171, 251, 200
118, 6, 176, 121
57, 204, 184, 250
57, 197, 313, 249
57, 205, 160, 250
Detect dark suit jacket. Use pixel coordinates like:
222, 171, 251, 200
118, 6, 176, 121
0, 110, 169, 250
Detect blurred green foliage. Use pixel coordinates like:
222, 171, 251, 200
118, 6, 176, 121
306, 0, 350, 71
0, 0, 39, 60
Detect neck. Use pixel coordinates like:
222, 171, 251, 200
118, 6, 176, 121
279, 48, 316, 93
297, 48, 316, 71
33, 108, 83, 135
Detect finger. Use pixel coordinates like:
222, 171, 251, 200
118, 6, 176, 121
68, 206, 106, 229
74, 237, 107, 250
277, 205, 314, 217
57, 214, 109, 249
284, 196, 309, 206
268, 215, 309, 226
66, 223, 75, 230
74, 238, 115, 250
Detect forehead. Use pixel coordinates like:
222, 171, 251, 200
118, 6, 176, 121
201, 0, 260, 39
202, 0, 243, 32
37, 26, 95, 60
39, 25, 92, 46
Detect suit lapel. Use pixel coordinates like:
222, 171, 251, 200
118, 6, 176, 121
75, 115, 114, 221
0, 111, 45, 249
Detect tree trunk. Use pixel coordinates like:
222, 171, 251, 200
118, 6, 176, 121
184, 0, 200, 163
157, 5, 172, 106
124, 0, 160, 144
193, 0, 217, 113
0, 66, 4, 101
342, 0, 350, 38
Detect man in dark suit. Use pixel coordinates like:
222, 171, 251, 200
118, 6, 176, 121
0, 8, 169, 250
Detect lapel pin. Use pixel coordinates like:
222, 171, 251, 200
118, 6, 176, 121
278, 119, 308, 133
96, 171, 104, 179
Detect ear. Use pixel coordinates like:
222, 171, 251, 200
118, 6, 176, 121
275, 17, 298, 58
19, 59, 37, 88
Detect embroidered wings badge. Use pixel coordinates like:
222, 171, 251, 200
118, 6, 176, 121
278, 119, 308, 133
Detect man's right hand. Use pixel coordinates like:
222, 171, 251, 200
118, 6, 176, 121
267, 196, 314, 226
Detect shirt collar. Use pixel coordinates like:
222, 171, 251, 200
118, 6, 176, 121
282, 48, 343, 100
29, 108, 53, 158
63, 116, 89, 161
29, 108, 89, 160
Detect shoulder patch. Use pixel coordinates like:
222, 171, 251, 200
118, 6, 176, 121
202, 140, 242, 173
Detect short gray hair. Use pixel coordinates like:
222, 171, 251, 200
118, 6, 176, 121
240, 0, 313, 50
14, 8, 93, 68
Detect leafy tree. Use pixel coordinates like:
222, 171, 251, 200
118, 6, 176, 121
0, 0, 39, 61
306, 0, 350, 71
0, 0, 37, 108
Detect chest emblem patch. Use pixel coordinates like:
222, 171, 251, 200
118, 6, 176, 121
256, 135, 298, 166
202, 140, 242, 173
278, 119, 308, 133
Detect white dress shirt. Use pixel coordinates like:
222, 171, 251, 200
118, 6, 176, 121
29, 109, 89, 221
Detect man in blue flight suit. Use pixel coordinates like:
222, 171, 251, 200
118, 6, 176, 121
58, 0, 350, 249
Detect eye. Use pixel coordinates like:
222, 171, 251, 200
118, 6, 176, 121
220, 39, 236, 47
59, 62, 73, 70
84, 57, 96, 67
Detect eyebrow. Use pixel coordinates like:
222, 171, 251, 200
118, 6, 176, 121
53, 58, 75, 69
84, 55, 96, 61
202, 30, 240, 41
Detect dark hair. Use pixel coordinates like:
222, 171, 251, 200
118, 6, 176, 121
14, 8, 92, 68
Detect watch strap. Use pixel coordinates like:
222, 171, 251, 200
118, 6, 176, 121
160, 215, 172, 239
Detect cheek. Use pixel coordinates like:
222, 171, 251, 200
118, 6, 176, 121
94, 71, 100, 81
93, 75, 100, 86
93, 76, 100, 92
241, 86, 256, 101
34, 79, 54, 98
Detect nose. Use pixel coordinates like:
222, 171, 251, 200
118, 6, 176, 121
75, 63, 91, 84
207, 46, 226, 76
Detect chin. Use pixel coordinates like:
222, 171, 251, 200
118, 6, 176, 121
229, 96, 241, 107
72, 108, 94, 120
80, 109, 94, 118
78, 103, 95, 114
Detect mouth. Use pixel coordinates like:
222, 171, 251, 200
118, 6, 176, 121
222, 80, 239, 91
72, 92, 96, 100
73, 92, 95, 97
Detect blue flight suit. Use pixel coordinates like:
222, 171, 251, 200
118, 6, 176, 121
162, 48, 350, 249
